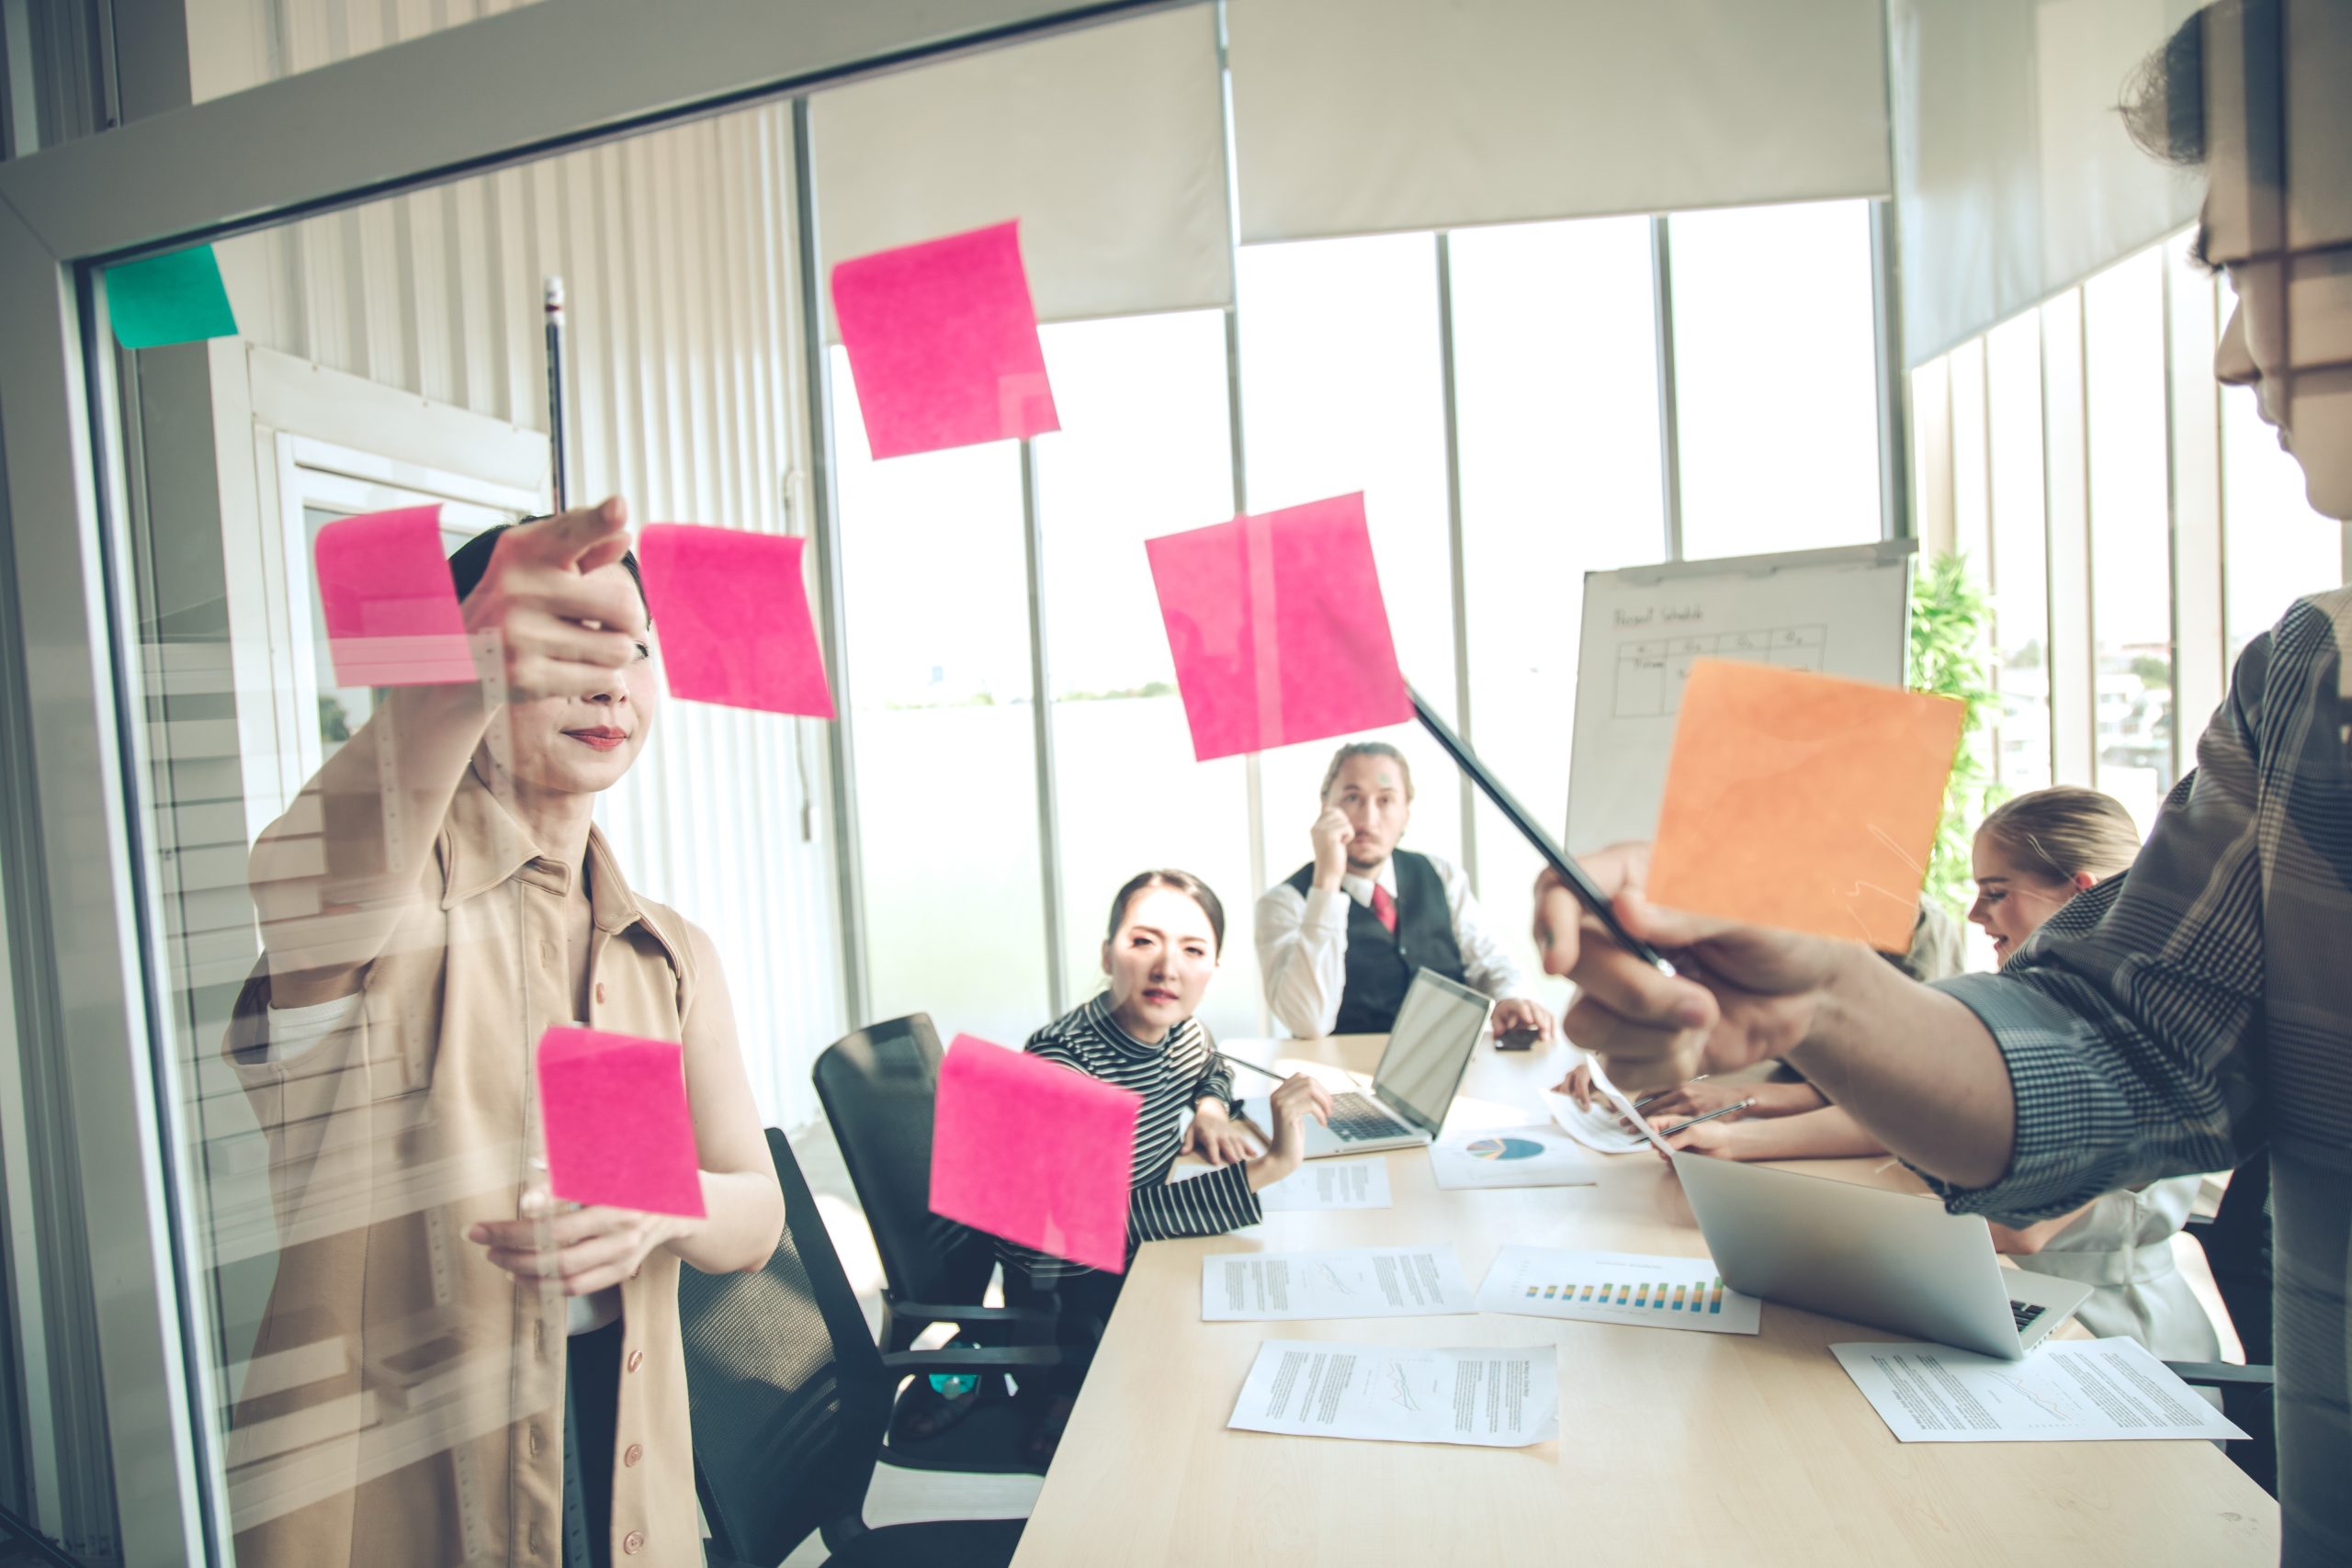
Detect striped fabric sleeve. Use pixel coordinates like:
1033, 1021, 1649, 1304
1921, 631, 2278, 1222
1196, 1047, 1237, 1114
1127, 1159, 1261, 1244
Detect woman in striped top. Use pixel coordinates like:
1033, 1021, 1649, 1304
1004, 868, 1331, 1461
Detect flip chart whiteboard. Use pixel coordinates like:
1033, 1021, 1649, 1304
1565, 539, 1915, 854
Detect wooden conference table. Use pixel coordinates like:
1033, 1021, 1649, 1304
1008, 1033, 2278, 1567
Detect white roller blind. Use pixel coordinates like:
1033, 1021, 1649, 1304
811, 6, 1232, 339
1226, 0, 1892, 246
1892, 0, 2202, 366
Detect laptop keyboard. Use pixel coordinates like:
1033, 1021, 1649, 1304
2009, 1300, 2047, 1333
1327, 1091, 1408, 1142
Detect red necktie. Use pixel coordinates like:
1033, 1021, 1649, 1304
1371, 885, 1399, 934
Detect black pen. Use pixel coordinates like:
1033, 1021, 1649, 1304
1407, 685, 1675, 975
1650, 1100, 1754, 1139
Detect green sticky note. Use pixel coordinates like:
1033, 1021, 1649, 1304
107, 244, 239, 350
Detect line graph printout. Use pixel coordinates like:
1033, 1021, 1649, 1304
1612, 624, 1826, 718
1204, 1246, 1476, 1321
1227, 1340, 1558, 1448
1830, 1339, 2247, 1443
1476, 1247, 1761, 1336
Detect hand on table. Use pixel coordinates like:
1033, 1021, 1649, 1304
469, 1190, 694, 1296
1247, 1074, 1334, 1190
1628, 1078, 1750, 1125
1489, 997, 1555, 1045
1531, 844, 1851, 1094
1647, 1115, 1749, 1164
1182, 1101, 1261, 1166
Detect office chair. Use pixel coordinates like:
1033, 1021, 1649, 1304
680, 1128, 1052, 1568
2165, 1151, 2276, 1497
813, 1015, 1064, 1473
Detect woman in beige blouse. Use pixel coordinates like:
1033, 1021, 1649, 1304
229, 499, 781, 1567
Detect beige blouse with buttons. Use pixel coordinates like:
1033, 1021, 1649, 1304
222, 728, 705, 1566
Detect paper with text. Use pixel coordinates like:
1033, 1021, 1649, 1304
1830, 1338, 2249, 1442
1255, 1158, 1393, 1212
930, 1034, 1140, 1275
312, 506, 477, 688
1227, 1340, 1558, 1449
1147, 494, 1413, 761
1477, 1247, 1760, 1336
1645, 660, 1963, 952
634, 525, 835, 717
536, 1027, 706, 1218
1203, 1246, 1476, 1321
830, 220, 1058, 458
1548, 1055, 1674, 1156
1427, 1126, 1597, 1190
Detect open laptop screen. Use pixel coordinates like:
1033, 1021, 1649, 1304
1369, 971, 1492, 1134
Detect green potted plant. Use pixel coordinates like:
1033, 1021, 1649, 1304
1909, 552, 2003, 919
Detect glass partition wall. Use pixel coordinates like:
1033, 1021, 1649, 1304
16, 4, 1915, 1561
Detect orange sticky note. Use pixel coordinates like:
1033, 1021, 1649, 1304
1645, 660, 1963, 952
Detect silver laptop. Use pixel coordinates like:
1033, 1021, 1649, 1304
1673, 1150, 2095, 1359
1245, 970, 1493, 1158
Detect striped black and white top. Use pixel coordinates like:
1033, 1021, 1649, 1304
997, 993, 1261, 1284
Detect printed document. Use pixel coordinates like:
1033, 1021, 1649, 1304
1227, 1339, 1558, 1448
1547, 1056, 1674, 1156
1477, 1246, 1761, 1335
1428, 1124, 1598, 1189
1830, 1338, 2251, 1442
1204, 1246, 1476, 1321
1255, 1157, 1393, 1212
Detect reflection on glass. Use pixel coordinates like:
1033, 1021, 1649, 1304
1034, 311, 1261, 1038
1450, 214, 1663, 990
2084, 248, 2173, 835
1668, 199, 1883, 562
832, 348, 1051, 1043
151, 495, 781, 1562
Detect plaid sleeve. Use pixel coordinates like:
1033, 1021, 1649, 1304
1919, 635, 2281, 1221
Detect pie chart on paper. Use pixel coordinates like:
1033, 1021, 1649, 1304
1463, 1136, 1547, 1161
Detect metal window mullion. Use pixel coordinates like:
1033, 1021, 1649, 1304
1871, 199, 1910, 542
1216, 1, 1267, 1035
790, 97, 868, 1029
1433, 230, 1475, 889
1021, 439, 1067, 1019
1649, 216, 1683, 562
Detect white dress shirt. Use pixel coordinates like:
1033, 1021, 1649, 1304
1253, 852, 1535, 1039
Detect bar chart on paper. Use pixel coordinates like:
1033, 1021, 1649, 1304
1475, 1247, 1761, 1336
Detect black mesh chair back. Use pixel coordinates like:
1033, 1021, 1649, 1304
680, 1128, 896, 1567
2195, 1149, 2274, 1366
812, 1014, 994, 1334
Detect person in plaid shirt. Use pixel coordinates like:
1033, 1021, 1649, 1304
1534, 4, 2350, 1561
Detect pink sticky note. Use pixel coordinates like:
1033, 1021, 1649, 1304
1145, 493, 1414, 761
536, 1027, 707, 1218
312, 506, 476, 687
831, 220, 1059, 459
929, 1033, 1140, 1276
633, 525, 835, 717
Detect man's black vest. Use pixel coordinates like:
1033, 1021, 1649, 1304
1283, 850, 1467, 1035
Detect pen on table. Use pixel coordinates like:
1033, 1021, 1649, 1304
1223, 1054, 1372, 1099
1650, 1100, 1755, 1139
1632, 1074, 1708, 1112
